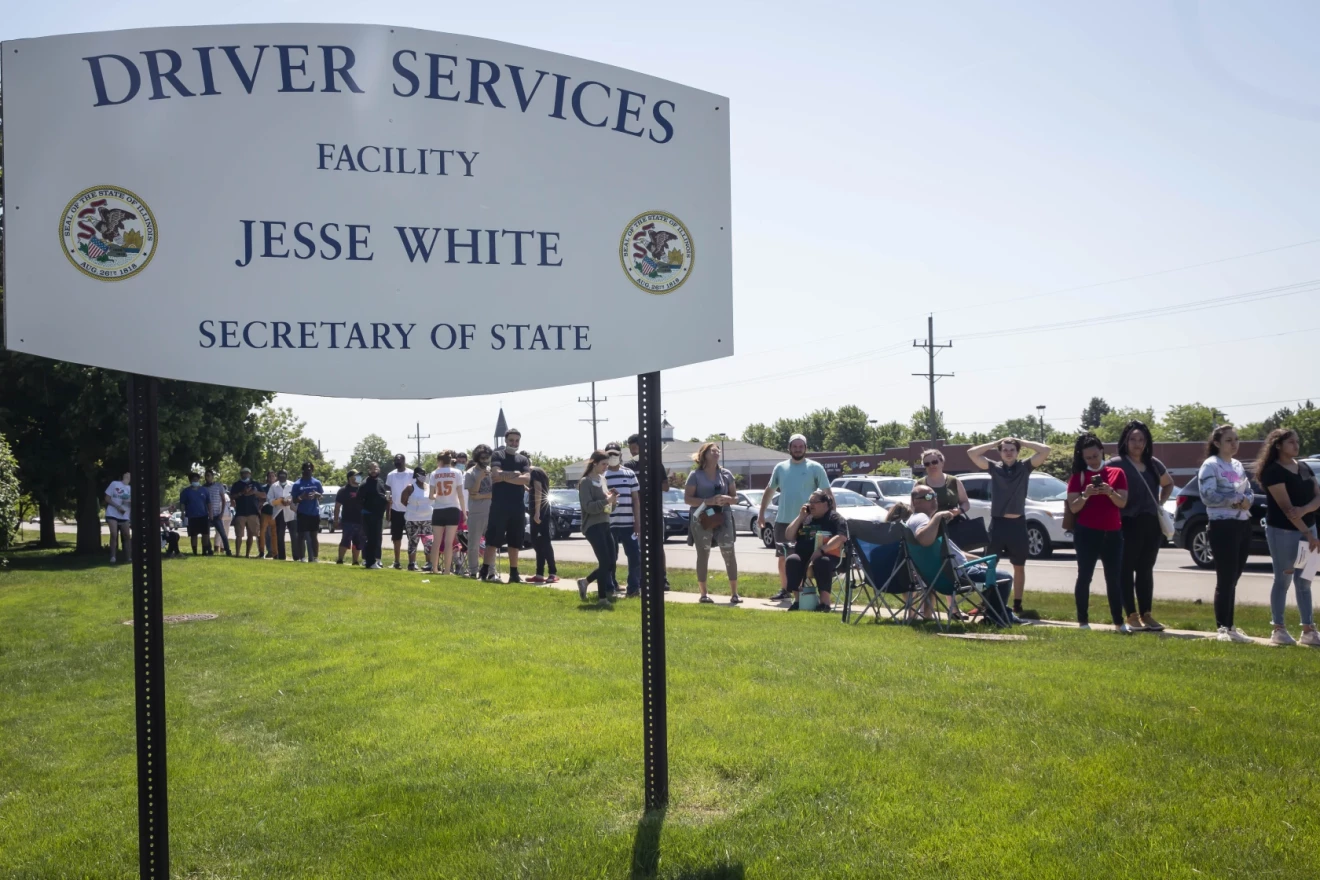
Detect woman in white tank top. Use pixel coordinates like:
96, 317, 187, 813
401, 468, 433, 571
428, 450, 468, 575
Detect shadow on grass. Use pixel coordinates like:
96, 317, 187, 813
630, 808, 744, 880
2, 542, 108, 572
578, 602, 615, 612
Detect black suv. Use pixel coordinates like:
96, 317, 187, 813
1173, 476, 1268, 568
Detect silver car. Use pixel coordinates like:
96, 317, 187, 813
757, 488, 885, 548
730, 490, 766, 534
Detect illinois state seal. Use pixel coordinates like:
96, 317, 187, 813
620, 211, 693, 294
60, 186, 157, 281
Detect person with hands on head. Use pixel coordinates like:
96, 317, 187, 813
967, 435, 1051, 616
483, 428, 532, 583
761, 433, 832, 601
1254, 428, 1320, 647
685, 442, 741, 605
290, 462, 325, 563
1065, 434, 1129, 632
104, 471, 132, 564
1198, 425, 1257, 643
783, 489, 848, 611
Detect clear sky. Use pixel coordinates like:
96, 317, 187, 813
6, 1, 1319, 459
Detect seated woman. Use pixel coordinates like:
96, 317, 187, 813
783, 490, 848, 611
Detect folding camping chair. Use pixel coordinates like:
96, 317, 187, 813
903, 520, 1004, 631
843, 520, 914, 624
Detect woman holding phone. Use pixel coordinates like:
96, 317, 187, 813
684, 442, 741, 605
1065, 434, 1129, 631
1198, 425, 1256, 643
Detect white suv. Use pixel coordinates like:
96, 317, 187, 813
830, 476, 914, 508
955, 471, 1072, 559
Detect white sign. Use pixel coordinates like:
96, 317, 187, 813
1, 25, 732, 398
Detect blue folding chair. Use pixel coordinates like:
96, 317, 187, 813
842, 521, 911, 623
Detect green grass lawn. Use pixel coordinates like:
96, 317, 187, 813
2, 543, 1319, 878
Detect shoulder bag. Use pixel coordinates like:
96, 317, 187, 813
697, 469, 731, 531
1134, 461, 1175, 539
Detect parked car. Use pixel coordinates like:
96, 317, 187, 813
1170, 467, 1308, 568
730, 490, 766, 534
956, 471, 1071, 559
544, 488, 582, 539
830, 476, 912, 508
661, 489, 690, 541
757, 488, 886, 548
319, 502, 336, 532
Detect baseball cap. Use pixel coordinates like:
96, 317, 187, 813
605, 441, 622, 452
346, 468, 358, 478
789, 433, 808, 446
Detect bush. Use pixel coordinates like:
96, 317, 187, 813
0, 432, 19, 552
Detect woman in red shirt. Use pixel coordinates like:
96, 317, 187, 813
1066, 434, 1130, 631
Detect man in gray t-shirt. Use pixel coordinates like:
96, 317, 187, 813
968, 435, 1051, 613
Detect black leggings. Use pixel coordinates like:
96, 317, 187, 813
584, 523, 617, 594
1120, 513, 1162, 616
785, 553, 838, 595
1074, 525, 1124, 626
530, 515, 557, 576
1209, 519, 1252, 629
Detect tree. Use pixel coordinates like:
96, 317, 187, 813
350, 434, 394, 471
1162, 403, 1220, 442
704, 432, 731, 442
991, 415, 1054, 443
1284, 401, 1320, 456
1079, 397, 1111, 430
741, 423, 775, 449
825, 405, 871, 452
527, 452, 577, 487
1094, 407, 1161, 443
0, 431, 18, 552
908, 407, 947, 442
871, 420, 909, 453
871, 460, 910, 476
0, 355, 271, 551
1038, 445, 1074, 480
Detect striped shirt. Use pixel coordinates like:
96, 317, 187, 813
604, 467, 640, 527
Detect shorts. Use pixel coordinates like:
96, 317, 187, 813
297, 513, 321, 535
339, 520, 364, 550
773, 522, 789, 545
987, 516, 1029, 567
405, 519, 432, 553
485, 507, 525, 549
187, 516, 208, 537
390, 510, 407, 542
431, 507, 462, 527
233, 514, 260, 539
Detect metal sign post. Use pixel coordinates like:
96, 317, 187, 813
127, 375, 169, 878
635, 371, 669, 809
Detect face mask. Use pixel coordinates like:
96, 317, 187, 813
607, 454, 621, 466
279, 479, 287, 485
350, 476, 359, 485
506, 439, 520, 450
190, 480, 200, 487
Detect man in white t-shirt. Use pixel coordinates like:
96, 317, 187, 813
104, 471, 132, 563
266, 469, 298, 560
384, 453, 414, 570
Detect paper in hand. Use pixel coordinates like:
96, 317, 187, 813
1296, 543, 1320, 583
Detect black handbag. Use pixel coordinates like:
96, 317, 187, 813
946, 513, 989, 551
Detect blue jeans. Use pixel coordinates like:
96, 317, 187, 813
1265, 524, 1316, 627
1073, 525, 1124, 626
612, 525, 641, 594
208, 515, 230, 553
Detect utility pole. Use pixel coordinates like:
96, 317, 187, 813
1036, 405, 1047, 442
912, 315, 953, 442
579, 381, 608, 450
408, 423, 430, 465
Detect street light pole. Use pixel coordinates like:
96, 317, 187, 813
1036, 405, 1046, 442
868, 419, 878, 455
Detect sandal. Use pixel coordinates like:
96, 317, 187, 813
699, 595, 714, 604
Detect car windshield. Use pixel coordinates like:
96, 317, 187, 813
878, 479, 914, 496
742, 490, 763, 503
664, 490, 685, 504
1027, 475, 1069, 502
548, 489, 577, 504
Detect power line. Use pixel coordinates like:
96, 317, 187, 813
912, 315, 953, 441
933, 236, 1320, 314
407, 423, 430, 464
578, 382, 608, 450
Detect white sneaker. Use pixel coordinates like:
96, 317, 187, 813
1299, 629, 1320, 647
1078, 623, 1092, 631
1214, 625, 1246, 646
1270, 628, 1297, 647
1117, 623, 1134, 635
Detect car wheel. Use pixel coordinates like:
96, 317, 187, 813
1188, 522, 1214, 568
761, 525, 775, 549
1026, 522, 1051, 559
748, 517, 758, 536
547, 518, 558, 541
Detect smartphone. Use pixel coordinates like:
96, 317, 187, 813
1090, 474, 1103, 487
